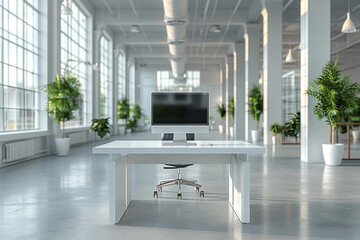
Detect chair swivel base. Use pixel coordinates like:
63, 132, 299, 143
153, 178, 204, 199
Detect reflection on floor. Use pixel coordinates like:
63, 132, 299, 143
0, 131, 360, 240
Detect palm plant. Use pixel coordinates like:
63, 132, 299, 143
248, 85, 263, 130
283, 111, 300, 142
216, 103, 226, 120
43, 74, 81, 138
306, 61, 360, 144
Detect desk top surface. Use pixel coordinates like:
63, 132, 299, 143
93, 140, 265, 155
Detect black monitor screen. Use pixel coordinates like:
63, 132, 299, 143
151, 92, 209, 125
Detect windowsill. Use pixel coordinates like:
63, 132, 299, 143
64, 126, 90, 133
0, 130, 50, 142
0, 126, 91, 142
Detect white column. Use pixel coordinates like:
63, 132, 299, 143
300, 0, 330, 162
93, 31, 102, 119
226, 55, 234, 136
262, 1, 283, 145
113, 49, 120, 135
234, 43, 245, 140
48, 0, 61, 152
244, 24, 260, 142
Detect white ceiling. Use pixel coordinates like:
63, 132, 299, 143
83, 0, 360, 68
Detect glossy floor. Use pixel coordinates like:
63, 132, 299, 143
0, 132, 360, 240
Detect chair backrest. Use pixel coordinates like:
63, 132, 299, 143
161, 133, 195, 141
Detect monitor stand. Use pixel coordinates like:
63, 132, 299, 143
162, 133, 197, 146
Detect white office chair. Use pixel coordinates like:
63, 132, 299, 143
153, 133, 204, 199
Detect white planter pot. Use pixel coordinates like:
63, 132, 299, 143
322, 143, 344, 166
229, 127, 234, 138
118, 126, 126, 135
126, 129, 132, 134
55, 138, 71, 156
352, 130, 360, 139
251, 130, 261, 143
219, 125, 224, 134
272, 136, 277, 145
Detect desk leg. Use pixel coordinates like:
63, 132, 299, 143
229, 154, 250, 223
109, 154, 128, 224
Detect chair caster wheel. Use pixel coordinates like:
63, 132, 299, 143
177, 193, 182, 199
195, 187, 200, 193
200, 191, 204, 197
153, 191, 158, 198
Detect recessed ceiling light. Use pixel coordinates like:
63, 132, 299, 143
129, 25, 141, 33
209, 25, 222, 33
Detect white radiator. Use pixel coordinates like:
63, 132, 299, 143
3, 140, 35, 162
67, 132, 87, 145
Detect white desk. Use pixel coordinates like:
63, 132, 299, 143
93, 140, 265, 224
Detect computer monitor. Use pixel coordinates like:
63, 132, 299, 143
151, 92, 209, 143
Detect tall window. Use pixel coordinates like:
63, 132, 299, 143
186, 71, 200, 90
100, 36, 112, 119
282, 71, 300, 123
60, 0, 89, 127
118, 52, 126, 100
157, 71, 173, 91
128, 64, 135, 105
0, 0, 41, 132
156, 71, 200, 91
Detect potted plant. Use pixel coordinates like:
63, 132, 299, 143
43, 74, 81, 156
283, 111, 301, 143
132, 103, 142, 123
216, 103, 226, 134
248, 85, 263, 143
90, 117, 111, 139
270, 123, 282, 145
126, 118, 137, 133
228, 97, 235, 137
117, 98, 130, 134
209, 116, 215, 131
306, 61, 360, 165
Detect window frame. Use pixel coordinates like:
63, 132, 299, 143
60, 0, 91, 129
99, 34, 113, 121
117, 49, 126, 100
0, 0, 43, 134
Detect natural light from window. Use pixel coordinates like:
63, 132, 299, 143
156, 71, 200, 91
0, 0, 41, 132
60, 0, 89, 127
100, 36, 112, 119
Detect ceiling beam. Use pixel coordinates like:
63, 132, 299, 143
94, 9, 248, 29
114, 32, 238, 46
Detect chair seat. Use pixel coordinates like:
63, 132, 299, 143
164, 164, 193, 169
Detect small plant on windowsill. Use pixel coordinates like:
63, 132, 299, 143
90, 117, 111, 139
